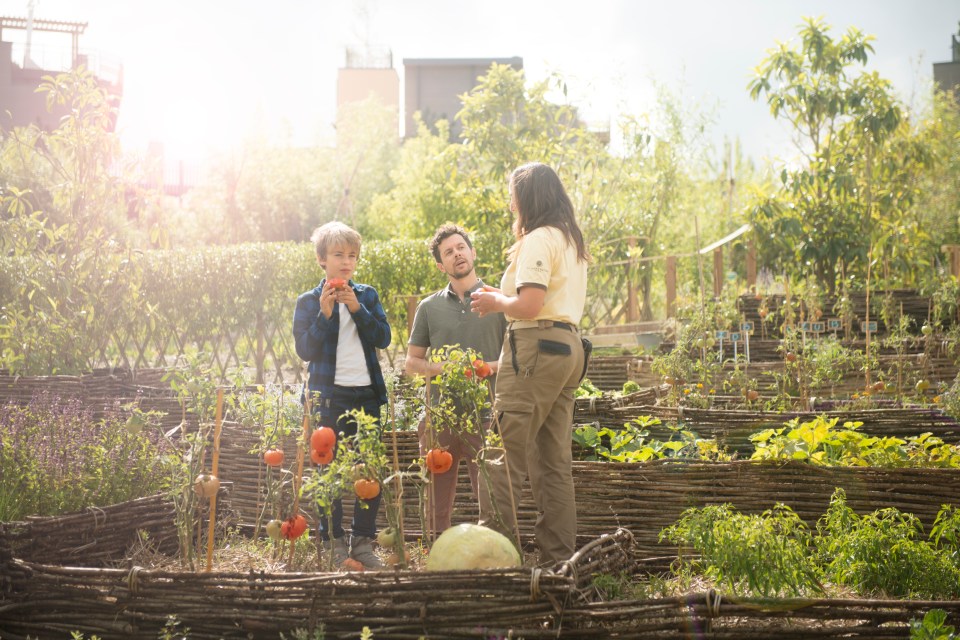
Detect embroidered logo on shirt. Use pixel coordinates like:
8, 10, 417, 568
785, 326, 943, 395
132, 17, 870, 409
530, 259, 547, 273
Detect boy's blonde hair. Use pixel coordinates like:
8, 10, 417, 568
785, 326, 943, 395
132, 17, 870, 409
310, 221, 362, 259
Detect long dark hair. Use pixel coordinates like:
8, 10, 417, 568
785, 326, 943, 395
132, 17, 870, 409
510, 162, 589, 262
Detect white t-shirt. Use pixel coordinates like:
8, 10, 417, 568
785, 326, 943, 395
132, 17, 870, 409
335, 303, 372, 386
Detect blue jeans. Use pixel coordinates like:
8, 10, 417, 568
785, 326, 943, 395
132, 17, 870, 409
314, 384, 383, 541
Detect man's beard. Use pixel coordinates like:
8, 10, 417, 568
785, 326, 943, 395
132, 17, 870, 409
448, 262, 473, 279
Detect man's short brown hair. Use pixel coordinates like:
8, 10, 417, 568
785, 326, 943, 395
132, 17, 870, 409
429, 223, 473, 262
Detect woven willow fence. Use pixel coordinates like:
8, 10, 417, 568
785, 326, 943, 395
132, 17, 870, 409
5, 368, 960, 638
4, 468, 960, 638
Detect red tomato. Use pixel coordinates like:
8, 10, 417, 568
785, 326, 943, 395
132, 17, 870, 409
326, 278, 347, 289
472, 359, 492, 378
263, 449, 285, 467
311, 447, 334, 465
311, 426, 337, 452
281, 514, 308, 540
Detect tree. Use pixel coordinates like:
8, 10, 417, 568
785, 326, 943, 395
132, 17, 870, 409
0, 68, 140, 373
747, 17, 912, 293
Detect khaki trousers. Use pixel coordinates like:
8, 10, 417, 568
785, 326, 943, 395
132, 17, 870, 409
479, 325, 584, 565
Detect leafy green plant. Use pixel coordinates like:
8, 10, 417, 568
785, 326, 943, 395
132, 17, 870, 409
750, 415, 960, 468
910, 609, 958, 640
660, 503, 823, 597
573, 417, 719, 462
816, 489, 960, 598
574, 378, 603, 399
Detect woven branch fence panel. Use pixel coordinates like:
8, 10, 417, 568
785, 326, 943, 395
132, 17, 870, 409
4, 504, 960, 639
567, 460, 960, 567
210, 427, 960, 563
0, 510, 633, 640
563, 593, 960, 638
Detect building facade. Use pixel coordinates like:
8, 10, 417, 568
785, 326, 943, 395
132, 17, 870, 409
403, 56, 522, 140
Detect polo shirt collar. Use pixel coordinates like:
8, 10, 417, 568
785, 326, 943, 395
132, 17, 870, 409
443, 279, 485, 299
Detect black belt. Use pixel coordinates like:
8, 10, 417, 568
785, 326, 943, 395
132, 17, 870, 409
552, 321, 575, 332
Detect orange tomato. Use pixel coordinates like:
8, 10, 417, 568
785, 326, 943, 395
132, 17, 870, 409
280, 514, 308, 540
425, 448, 453, 474
263, 449, 285, 467
354, 477, 381, 500
311, 426, 337, 452
311, 447, 334, 465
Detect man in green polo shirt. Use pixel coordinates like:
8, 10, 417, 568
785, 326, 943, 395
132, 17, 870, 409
405, 224, 507, 533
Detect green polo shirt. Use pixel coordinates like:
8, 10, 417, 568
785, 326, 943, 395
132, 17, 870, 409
408, 279, 507, 398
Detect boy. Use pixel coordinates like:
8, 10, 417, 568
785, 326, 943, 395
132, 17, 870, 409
292, 221, 391, 570
404, 224, 506, 533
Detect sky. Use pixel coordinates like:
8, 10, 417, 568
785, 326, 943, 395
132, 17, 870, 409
4, 0, 958, 166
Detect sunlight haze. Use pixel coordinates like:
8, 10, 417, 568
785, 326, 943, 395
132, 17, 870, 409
5, 0, 957, 165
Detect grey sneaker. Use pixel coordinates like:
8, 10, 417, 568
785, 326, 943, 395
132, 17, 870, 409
321, 537, 349, 569
350, 536, 383, 570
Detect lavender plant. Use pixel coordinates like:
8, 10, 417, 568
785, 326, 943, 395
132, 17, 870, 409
0, 392, 173, 521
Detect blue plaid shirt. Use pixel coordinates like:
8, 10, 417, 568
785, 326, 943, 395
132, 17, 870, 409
292, 279, 391, 406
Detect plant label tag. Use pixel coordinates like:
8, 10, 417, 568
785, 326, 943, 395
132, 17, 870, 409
828, 319, 842, 330
860, 321, 878, 333
812, 322, 824, 333
740, 322, 753, 332
730, 332, 741, 342
801, 322, 812, 331
715, 330, 728, 339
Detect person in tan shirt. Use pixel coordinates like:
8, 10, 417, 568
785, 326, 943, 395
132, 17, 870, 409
470, 162, 589, 566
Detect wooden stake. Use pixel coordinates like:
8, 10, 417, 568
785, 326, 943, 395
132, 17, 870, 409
205, 388, 224, 572
288, 394, 311, 567
424, 377, 436, 544
389, 391, 406, 568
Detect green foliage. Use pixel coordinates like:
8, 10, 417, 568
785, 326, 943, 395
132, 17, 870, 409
0, 393, 173, 521
574, 377, 603, 399
0, 68, 143, 375
663, 490, 960, 599
661, 503, 823, 597
910, 609, 958, 640
750, 415, 960, 468
747, 17, 935, 292
816, 489, 960, 598
572, 417, 713, 462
